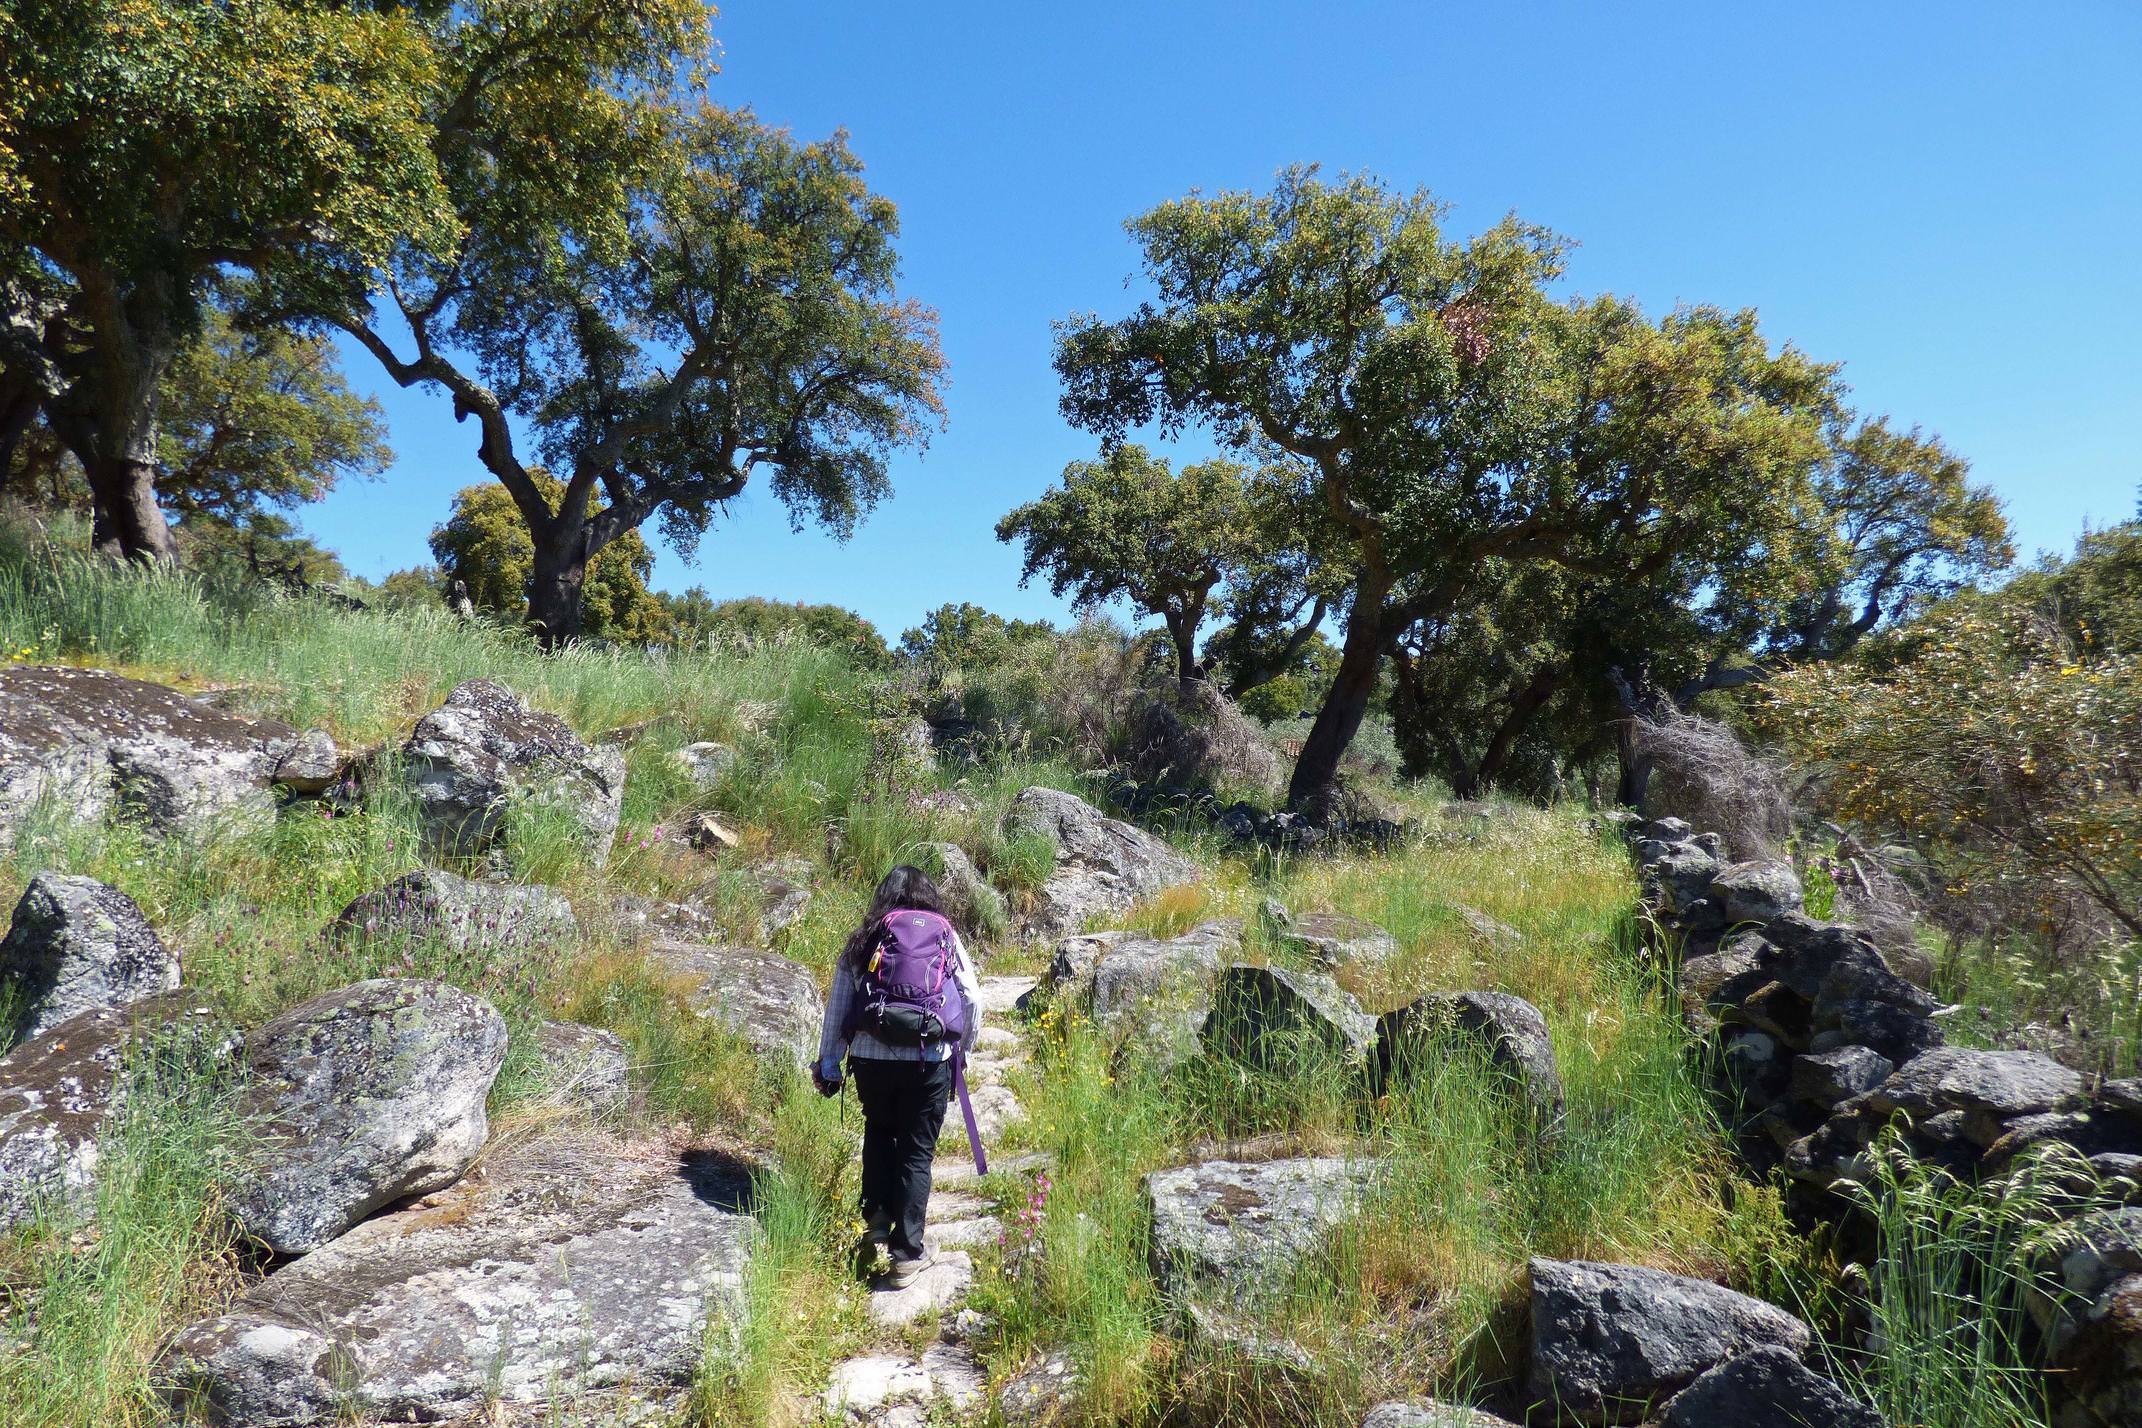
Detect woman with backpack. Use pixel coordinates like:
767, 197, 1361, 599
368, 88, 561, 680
813, 864, 982, 1289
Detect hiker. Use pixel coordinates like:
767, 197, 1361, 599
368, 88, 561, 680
813, 864, 983, 1289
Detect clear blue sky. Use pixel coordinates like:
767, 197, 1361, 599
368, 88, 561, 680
308, 1, 2142, 637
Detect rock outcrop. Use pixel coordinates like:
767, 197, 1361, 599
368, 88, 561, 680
402, 679, 625, 866
531, 1020, 632, 1116
1375, 990, 1564, 1134
1203, 963, 1376, 1071
1527, 1258, 1813, 1423
325, 868, 578, 957
1, 873, 179, 1042
161, 1139, 756, 1425
226, 979, 507, 1255
1002, 787, 1197, 935
0, 993, 224, 1228
648, 941, 823, 1064
1146, 1156, 1376, 1303
0, 664, 306, 842
1273, 912, 1399, 969
1657, 1346, 1883, 1428
922, 841, 1008, 940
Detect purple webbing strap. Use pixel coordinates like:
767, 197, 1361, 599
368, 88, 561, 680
954, 1048, 987, 1176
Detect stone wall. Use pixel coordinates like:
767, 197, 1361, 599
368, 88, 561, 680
1626, 815, 2142, 1428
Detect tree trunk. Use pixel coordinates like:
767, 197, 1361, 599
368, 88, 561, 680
526, 523, 589, 650
1165, 604, 1205, 696
84, 451, 176, 564
1471, 665, 1562, 794
1608, 665, 1664, 809
1286, 577, 1391, 815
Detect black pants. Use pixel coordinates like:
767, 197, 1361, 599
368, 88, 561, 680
851, 1055, 954, 1261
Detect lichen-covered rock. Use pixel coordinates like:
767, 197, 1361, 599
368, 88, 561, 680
1659, 1346, 1883, 1428
1376, 990, 1563, 1134
998, 1351, 1081, 1427
1274, 912, 1398, 969
0, 664, 298, 843
1528, 1258, 1813, 1423
160, 1139, 756, 1425
1, 873, 179, 1042
1711, 861, 1804, 925
921, 842, 1007, 941
226, 979, 507, 1255
648, 941, 823, 1064
402, 679, 625, 866
2035, 1206, 2142, 1428
271, 729, 343, 794
1453, 905, 1524, 950
1146, 1157, 1375, 1302
671, 741, 736, 790
1089, 923, 1235, 1044
0, 993, 225, 1228
1204, 963, 1376, 1070
325, 869, 577, 957
1002, 787, 1197, 935
1866, 1046, 2084, 1124
532, 1021, 631, 1116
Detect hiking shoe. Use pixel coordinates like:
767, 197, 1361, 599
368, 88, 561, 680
883, 1254, 928, 1290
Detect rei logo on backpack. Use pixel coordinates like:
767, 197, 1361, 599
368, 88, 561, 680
848, 909, 967, 1048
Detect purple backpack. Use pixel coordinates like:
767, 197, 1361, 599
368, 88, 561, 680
848, 908, 968, 1047
844, 906, 987, 1174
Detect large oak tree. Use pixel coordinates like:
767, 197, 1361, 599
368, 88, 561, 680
1057, 168, 1837, 811
0, 0, 452, 561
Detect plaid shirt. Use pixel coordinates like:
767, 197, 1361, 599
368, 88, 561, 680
816, 922, 981, 1070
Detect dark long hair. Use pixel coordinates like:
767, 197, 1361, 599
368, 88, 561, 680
837, 864, 948, 972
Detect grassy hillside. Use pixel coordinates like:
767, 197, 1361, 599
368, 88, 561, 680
0, 528, 2037, 1428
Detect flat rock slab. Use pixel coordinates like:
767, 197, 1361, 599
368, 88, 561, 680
1528, 1258, 1813, 1424
824, 1345, 983, 1422
927, 1216, 1001, 1251
1003, 786, 1199, 935
976, 975, 1039, 1018
1867, 1046, 2084, 1122
1, 872, 178, 1042
648, 940, 823, 1064
1146, 1156, 1376, 1304
866, 1250, 975, 1327
161, 1139, 757, 1426
1275, 913, 1399, 969
0, 664, 297, 843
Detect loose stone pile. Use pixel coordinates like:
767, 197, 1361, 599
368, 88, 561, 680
1629, 812, 2142, 1428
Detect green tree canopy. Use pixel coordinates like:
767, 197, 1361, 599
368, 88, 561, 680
0, 0, 453, 562
1057, 167, 1838, 810
659, 590, 890, 666
331, 73, 946, 646
898, 602, 1056, 668
430, 475, 669, 645
997, 444, 1264, 688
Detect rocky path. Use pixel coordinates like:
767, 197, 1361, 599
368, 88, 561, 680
820, 974, 1040, 1426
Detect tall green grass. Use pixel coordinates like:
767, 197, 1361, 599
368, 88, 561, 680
0, 1027, 244, 1428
